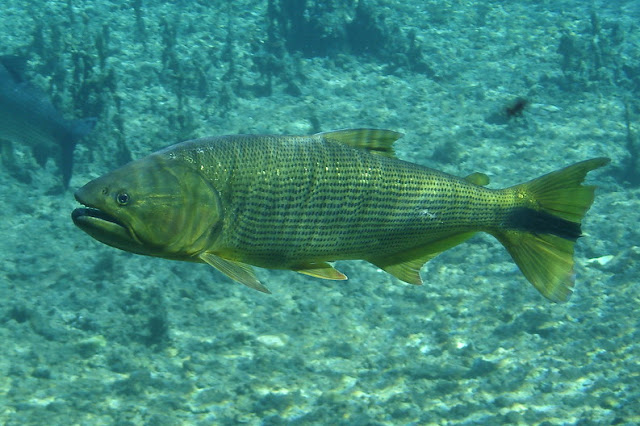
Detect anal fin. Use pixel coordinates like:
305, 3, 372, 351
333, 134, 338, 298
199, 252, 270, 293
371, 232, 476, 285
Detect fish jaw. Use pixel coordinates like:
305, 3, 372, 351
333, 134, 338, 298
72, 185, 146, 253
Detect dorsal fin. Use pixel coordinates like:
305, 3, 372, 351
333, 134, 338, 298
316, 129, 403, 158
464, 172, 490, 186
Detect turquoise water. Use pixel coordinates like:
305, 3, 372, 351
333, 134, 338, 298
0, 0, 637, 424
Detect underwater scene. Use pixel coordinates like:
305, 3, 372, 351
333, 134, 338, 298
0, 0, 638, 424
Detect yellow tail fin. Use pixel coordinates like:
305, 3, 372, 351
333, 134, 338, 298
494, 158, 609, 302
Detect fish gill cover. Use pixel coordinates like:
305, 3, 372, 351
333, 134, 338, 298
0, 0, 638, 425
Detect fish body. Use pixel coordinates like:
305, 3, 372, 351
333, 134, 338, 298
0, 56, 96, 187
72, 129, 608, 301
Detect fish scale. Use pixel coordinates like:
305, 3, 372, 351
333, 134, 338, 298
169, 134, 506, 265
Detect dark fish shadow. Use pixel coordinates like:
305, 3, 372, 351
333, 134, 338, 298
0, 55, 97, 188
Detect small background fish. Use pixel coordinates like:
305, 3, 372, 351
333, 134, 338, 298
0, 55, 96, 187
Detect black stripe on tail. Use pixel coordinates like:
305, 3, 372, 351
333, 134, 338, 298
505, 207, 581, 241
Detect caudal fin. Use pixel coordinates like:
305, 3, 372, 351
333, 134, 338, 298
494, 158, 610, 302
60, 117, 97, 188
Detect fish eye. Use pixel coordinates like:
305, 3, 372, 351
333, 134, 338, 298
116, 192, 130, 206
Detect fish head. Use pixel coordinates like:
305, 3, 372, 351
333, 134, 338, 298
72, 154, 222, 259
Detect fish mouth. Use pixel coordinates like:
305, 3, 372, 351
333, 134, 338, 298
72, 195, 142, 248
71, 206, 125, 228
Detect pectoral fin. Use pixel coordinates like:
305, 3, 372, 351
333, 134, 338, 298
199, 253, 271, 293
294, 262, 347, 280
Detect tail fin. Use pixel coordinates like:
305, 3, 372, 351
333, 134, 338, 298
60, 117, 97, 188
493, 158, 610, 302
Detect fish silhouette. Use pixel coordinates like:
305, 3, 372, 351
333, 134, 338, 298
0, 56, 96, 187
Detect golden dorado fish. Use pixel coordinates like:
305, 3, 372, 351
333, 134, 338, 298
71, 129, 608, 302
